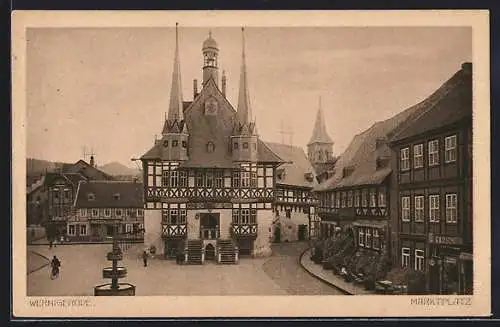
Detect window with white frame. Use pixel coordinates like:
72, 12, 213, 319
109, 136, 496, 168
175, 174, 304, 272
401, 196, 410, 222
378, 190, 386, 208
373, 229, 380, 250
414, 195, 424, 222
361, 189, 368, 207
115, 209, 122, 217
445, 135, 457, 163
104, 208, 111, 217
347, 191, 353, 207
429, 195, 440, 222
415, 249, 425, 271
446, 193, 458, 223
400, 148, 410, 171
428, 139, 439, 166
137, 209, 143, 217
125, 209, 131, 217
68, 224, 76, 236
370, 189, 377, 207
125, 224, 133, 233
341, 192, 347, 208
92, 209, 99, 217
365, 229, 372, 248
354, 190, 360, 207
414, 143, 424, 168
401, 247, 410, 268
80, 224, 87, 236
335, 192, 341, 208
162, 170, 169, 187
79, 208, 87, 217
358, 228, 364, 246
170, 170, 179, 187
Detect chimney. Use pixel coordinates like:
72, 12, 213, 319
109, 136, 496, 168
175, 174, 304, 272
222, 70, 227, 97
462, 62, 472, 75
193, 79, 198, 99
90, 155, 95, 167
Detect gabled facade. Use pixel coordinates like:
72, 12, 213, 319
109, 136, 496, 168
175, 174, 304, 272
313, 96, 425, 257
71, 180, 144, 242
388, 62, 473, 295
26, 157, 114, 240
27, 172, 87, 228
140, 26, 284, 263
265, 142, 319, 242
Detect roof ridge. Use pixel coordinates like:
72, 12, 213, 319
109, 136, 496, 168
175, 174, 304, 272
388, 70, 464, 142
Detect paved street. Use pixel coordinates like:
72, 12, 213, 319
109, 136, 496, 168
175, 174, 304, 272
262, 242, 343, 295
27, 242, 342, 296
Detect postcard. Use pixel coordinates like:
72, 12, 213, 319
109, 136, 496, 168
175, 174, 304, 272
12, 10, 491, 318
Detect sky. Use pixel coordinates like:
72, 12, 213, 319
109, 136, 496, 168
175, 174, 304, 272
26, 26, 472, 168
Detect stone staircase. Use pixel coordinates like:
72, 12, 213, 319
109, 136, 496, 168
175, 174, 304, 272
185, 239, 203, 265
217, 239, 238, 264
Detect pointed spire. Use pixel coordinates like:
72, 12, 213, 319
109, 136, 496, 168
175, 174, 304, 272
308, 96, 333, 145
167, 22, 183, 121
237, 27, 252, 126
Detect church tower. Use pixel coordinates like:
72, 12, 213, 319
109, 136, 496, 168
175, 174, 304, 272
307, 96, 334, 164
232, 27, 258, 162
158, 23, 189, 161
202, 30, 219, 87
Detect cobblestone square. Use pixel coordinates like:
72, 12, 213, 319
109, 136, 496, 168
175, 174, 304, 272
27, 242, 342, 296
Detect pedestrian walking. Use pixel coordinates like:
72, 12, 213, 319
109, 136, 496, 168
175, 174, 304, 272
50, 255, 61, 279
142, 250, 149, 267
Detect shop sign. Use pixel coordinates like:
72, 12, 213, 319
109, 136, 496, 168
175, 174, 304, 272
428, 233, 463, 245
444, 256, 457, 265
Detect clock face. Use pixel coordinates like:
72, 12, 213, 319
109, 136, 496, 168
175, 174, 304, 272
204, 97, 218, 116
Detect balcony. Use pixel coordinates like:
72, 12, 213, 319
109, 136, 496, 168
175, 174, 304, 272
162, 224, 187, 239
231, 223, 258, 239
145, 187, 275, 202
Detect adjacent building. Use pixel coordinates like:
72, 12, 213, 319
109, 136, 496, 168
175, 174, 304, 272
313, 104, 421, 257
26, 156, 115, 239
388, 62, 473, 295
71, 180, 144, 242
140, 26, 284, 263
265, 142, 318, 242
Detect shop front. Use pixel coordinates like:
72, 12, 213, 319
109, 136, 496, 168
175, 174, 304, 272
428, 233, 471, 294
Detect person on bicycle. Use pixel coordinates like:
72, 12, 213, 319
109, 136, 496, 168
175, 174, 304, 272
50, 255, 61, 279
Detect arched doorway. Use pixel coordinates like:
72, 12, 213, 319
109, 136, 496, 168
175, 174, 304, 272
205, 243, 215, 261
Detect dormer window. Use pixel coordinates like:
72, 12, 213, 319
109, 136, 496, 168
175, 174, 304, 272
87, 193, 95, 201
113, 193, 121, 201
342, 167, 354, 178
304, 172, 314, 182
207, 141, 215, 153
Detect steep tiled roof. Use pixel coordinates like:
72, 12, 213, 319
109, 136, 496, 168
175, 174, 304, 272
74, 181, 144, 208
315, 104, 421, 191
62, 160, 114, 181
308, 99, 333, 145
389, 63, 472, 143
142, 79, 283, 166
264, 142, 318, 188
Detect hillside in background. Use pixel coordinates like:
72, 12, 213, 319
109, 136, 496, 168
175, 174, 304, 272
26, 158, 69, 175
98, 161, 141, 177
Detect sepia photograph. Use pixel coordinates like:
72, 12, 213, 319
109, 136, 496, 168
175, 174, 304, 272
12, 10, 490, 317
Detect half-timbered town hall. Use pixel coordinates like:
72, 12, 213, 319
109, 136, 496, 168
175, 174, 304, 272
140, 26, 285, 264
